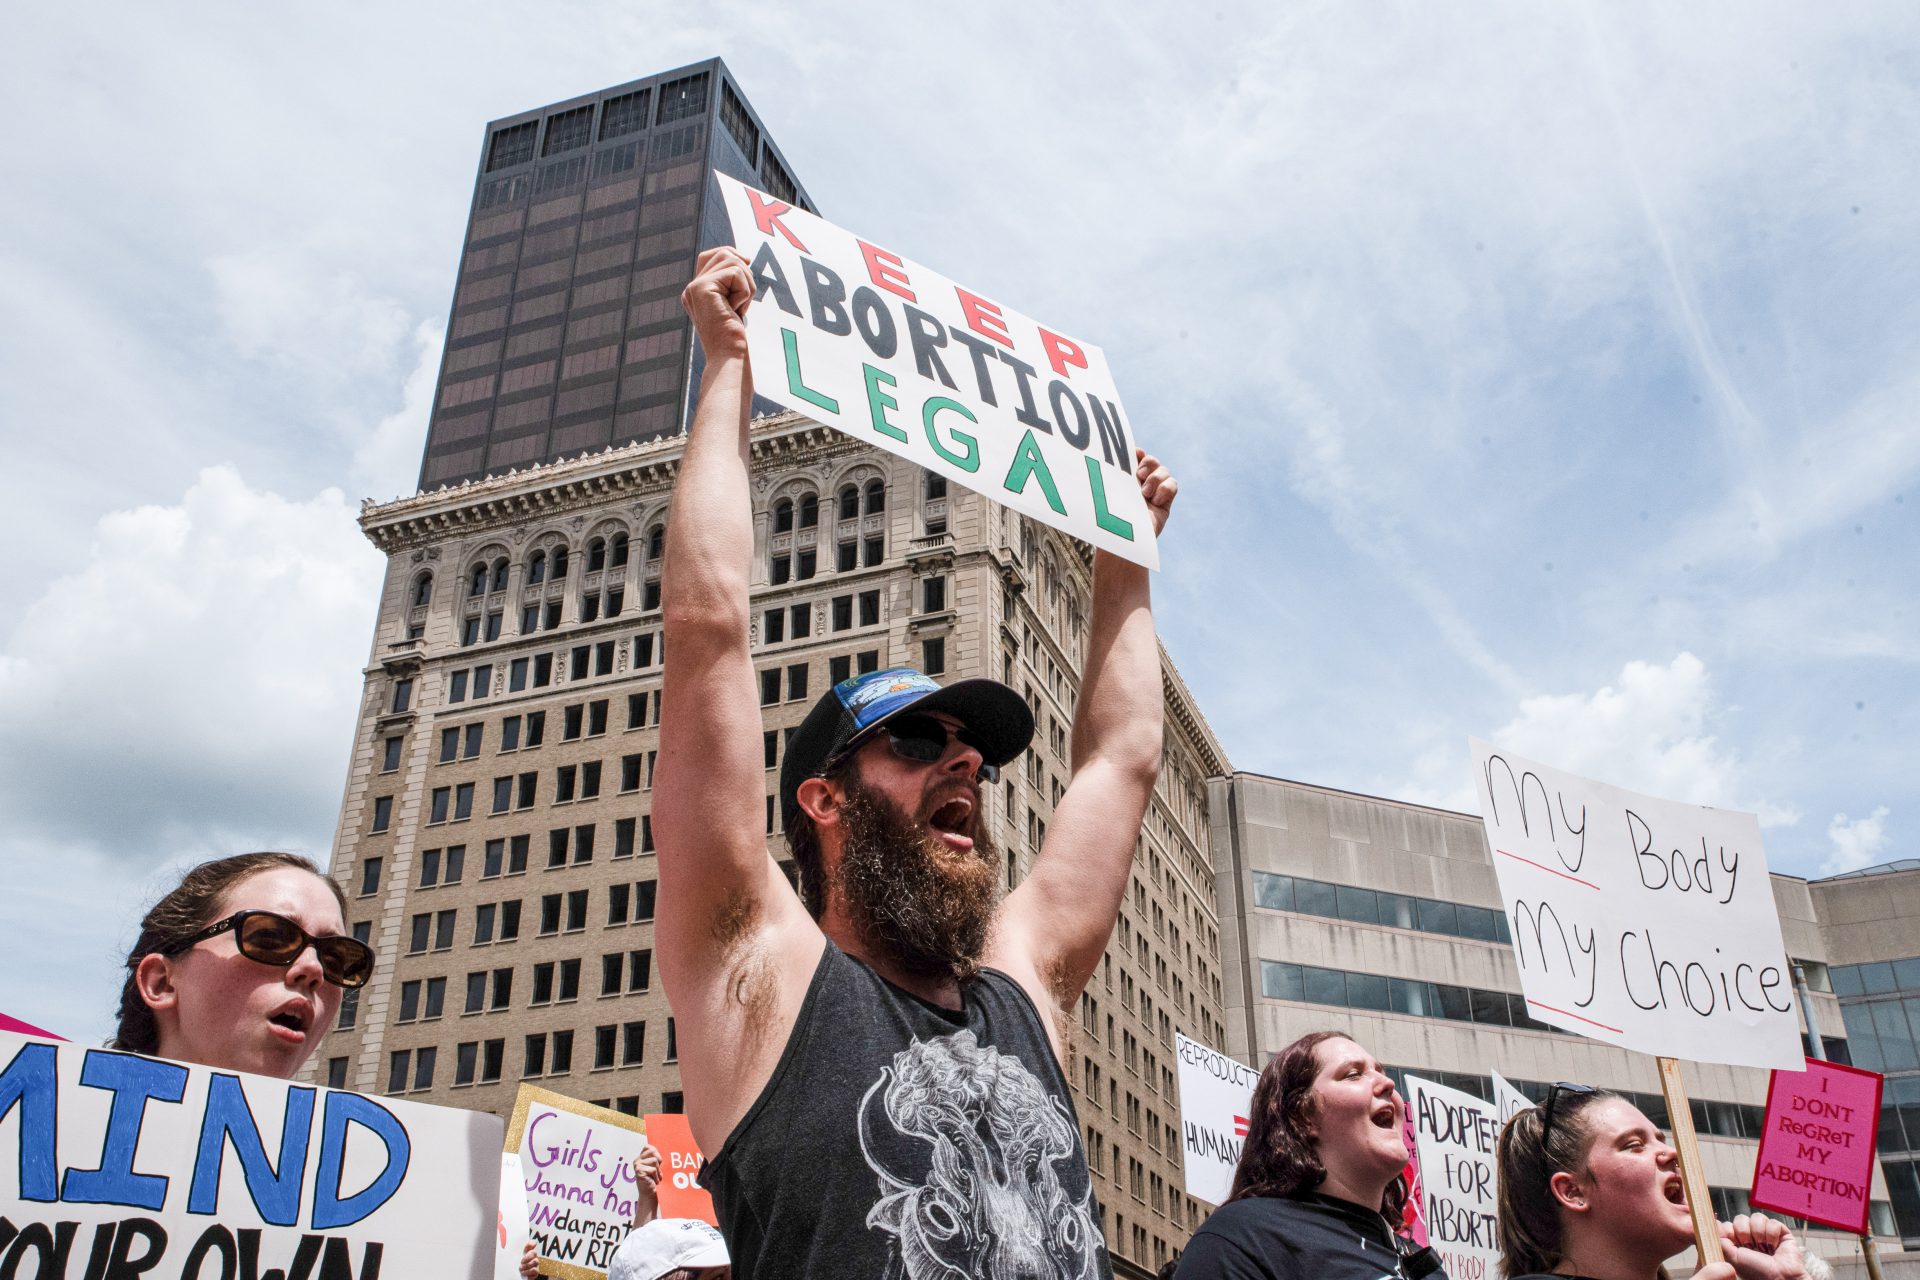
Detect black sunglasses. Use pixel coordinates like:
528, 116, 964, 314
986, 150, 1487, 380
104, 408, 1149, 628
1540, 1081, 1598, 1141
832, 714, 1001, 783
163, 910, 376, 989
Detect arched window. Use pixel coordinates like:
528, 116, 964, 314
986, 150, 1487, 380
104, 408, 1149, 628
412, 574, 433, 607
552, 546, 570, 580
647, 525, 665, 561
798, 493, 819, 528
587, 538, 607, 572
864, 480, 886, 514
773, 498, 794, 534
490, 558, 508, 593
837, 485, 859, 521
610, 532, 629, 568
527, 551, 547, 585
469, 563, 488, 597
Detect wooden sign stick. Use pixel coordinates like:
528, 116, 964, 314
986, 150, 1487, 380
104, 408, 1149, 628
1657, 1056, 1723, 1266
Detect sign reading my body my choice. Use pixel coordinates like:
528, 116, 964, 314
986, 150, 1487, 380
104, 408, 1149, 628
715, 172, 1159, 570
0, 1029, 501, 1278
1470, 740, 1804, 1071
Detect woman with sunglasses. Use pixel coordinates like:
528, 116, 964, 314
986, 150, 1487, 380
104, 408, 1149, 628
1497, 1084, 1809, 1280
1175, 1030, 1442, 1279
117, 851, 373, 1080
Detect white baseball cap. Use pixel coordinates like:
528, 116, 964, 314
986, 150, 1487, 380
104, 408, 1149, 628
606, 1219, 730, 1280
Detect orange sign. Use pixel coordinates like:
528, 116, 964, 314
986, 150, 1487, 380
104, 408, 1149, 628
644, 1113, 717, 1226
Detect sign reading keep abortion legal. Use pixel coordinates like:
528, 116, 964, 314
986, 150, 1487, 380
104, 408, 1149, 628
0, 1028, 501, 1278
716, 173, 1159, 569
1749, 1059, 1883, 1235
1470, 740, 1803, 1070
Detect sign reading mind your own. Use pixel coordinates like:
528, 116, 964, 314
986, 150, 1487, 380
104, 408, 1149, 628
0, 1028, 502, 1279
1471, 740, 1803, 1071
716, 172, 1159, 570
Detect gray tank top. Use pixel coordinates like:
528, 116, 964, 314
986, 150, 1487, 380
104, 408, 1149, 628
699, 939, 1111, 1279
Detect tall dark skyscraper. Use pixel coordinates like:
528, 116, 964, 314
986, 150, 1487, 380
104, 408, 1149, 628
418, 59, 814, 490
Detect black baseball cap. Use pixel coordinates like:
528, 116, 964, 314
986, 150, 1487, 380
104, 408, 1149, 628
779, 667, 1033, 828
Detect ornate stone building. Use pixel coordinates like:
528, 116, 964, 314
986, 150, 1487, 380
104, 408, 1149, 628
309, 410, 1229, 1276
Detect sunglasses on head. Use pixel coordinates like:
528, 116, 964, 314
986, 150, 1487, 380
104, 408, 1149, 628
163, 910, 376, 989
1539, 1080, 1599, 1141
834, 714, 1001, 783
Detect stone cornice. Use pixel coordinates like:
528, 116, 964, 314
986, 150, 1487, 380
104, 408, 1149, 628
1161, 642, 1230, 776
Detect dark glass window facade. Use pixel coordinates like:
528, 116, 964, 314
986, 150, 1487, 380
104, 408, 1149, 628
419, 59, 814, 491
1832, 955, 1920, 1246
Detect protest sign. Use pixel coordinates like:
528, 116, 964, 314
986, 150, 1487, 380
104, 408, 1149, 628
1470, 739, 1803, 1071
505, 1086, 651, 1279
715, 172, 1159, 570
1491, 1072, 1531, 1125
642, 1114, 715, 1226
1749, 1059, 1883, 1235
1399, 1105, 1429, 1247
1174, 1032, 1257, 1204
1406, 1075, 1501, 1280
0, 1013, 58, 1039
497, 1153, 531, 1280
0, 1027, 500, 1279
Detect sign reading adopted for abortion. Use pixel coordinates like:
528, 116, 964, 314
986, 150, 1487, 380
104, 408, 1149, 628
716, 173, 1159, 569
1470, 741, 1803, 1070
1174, 1033, 1258, 1205
1406, 1075, 1501, 1280
1749, 1059, 1883, 1235
0, 1028, 500, 1278
505, 1086, 652, 1280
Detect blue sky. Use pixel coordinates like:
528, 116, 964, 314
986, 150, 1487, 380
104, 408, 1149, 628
3, 2, 1914, 1043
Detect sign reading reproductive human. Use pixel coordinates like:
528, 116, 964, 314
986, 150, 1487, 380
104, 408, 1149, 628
1749, 1059, 1883, 1235
643, 1113, 716, 1226
0, 1028, 501, 1278
715, 172, 1159, 570
1406, 1075, 1502, 1280
1470, 740, 1803, 1071
1174, 1032, 1258, 1204
505, 1086, 653, 1280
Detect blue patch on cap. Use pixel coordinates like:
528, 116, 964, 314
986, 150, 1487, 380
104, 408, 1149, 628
835, 667, 940, 732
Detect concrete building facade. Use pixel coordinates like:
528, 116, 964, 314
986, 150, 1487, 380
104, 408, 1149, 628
310, 411, 1229, 1277
1208, 770, 1905, 1273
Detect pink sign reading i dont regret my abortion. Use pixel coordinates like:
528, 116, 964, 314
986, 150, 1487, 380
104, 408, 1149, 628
1749, 1058, 1883, 1235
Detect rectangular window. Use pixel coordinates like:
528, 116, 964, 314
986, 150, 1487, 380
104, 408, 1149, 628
471, 664, 492, 699
409, 914, 430, 953
556, 766, 577, 804
440, 728, 459, 764
419, 848, 443, 888
381, 737, 403, 772
608, 882, 631, 924
786, 663, 808, 701
474, 903, 496, 944
829, 655, 851, 685
399, 980, 421, 1023
444, 845, 465, 884
392, 678, 413, 713
836, 541, 856, 572
558, 958, 581, 1001
566, 890, 588, 932
454, 783, 474, 821
858, 649, 881, 675
790, 603, 811, 638
627, 693, 646, 729
770, 555, 791, 585
548, 828, 569, 867
763, 732, 778, 769
501, 716, 522, 752
634, 633, 655, 667
533, 654, 553, 687
760, 669, 780, 706
455, 1042, 478, 1086
635, 880, 657, 922
483, 839, 505, 878
563, 705, 584, 740
595, 1025, 617, 1070
621, 754, 642, 791
922, 577, 946, 613
359, 858, 382, 896
517, 772, 537, 809
858, 590, 880, 626
622, 1021, 645, 1066
531, 963, 554, 1006
549, 1030, 573, 1075
481, 1039, 504, 1084
387, 1050, 410, 1095
435, 910, 456, 950
509, 834, 529, 873
464, 723, 484, 758
521, 605, 540, 634
424, 977, 446, 1020
449, 670, 469, 703
832, 595, 853, 630
466, 971, 487, 1014
540, 894, 561, 935
589, 700, 608, 736
491, 968, 512, 1010
601, 952, 624, 996
642, 814, 654, 853
571, 647, 590, 681
763, 608, 785, 644
665, 1016, 678, 1062
574, 823, 596, 861
492, 777, 512, 814
524, 1034, 547, 1077
796, 549, 817, 581
509, 658, 529, 692
595, 641, 615, 676
500, 900, 521, 940
922, 637, 946, 676
863, 537, 883, 567
328, 1057, 348, 1089
628, 949, 651, 993
526, 711, 545, 747
581, 595, 601, 624
614, 816, 636, 858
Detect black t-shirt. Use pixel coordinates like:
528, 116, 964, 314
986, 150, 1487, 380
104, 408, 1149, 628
699, 940, 1110, 1279
1175, 1193, 1447, 1280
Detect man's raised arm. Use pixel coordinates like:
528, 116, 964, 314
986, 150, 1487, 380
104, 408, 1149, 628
992, 451, 1177, 1024
653, 250, 820, 1146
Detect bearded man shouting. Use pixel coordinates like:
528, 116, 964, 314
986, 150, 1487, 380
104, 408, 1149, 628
654, 246, 1177, 1280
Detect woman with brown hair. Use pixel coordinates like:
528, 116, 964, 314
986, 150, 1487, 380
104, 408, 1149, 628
1175, 1030, 1442, 1278
115, 851, 372, 1079
1496, 1084, 1808, 1280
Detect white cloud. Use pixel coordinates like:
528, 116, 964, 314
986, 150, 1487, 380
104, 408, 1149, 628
1824, 806, 1892, 876
207, 246, 411, 383
351, 317, 444, 502
1401, 653, 1798, 828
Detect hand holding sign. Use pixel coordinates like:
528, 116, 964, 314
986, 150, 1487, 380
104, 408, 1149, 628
682, 246, 755, 361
